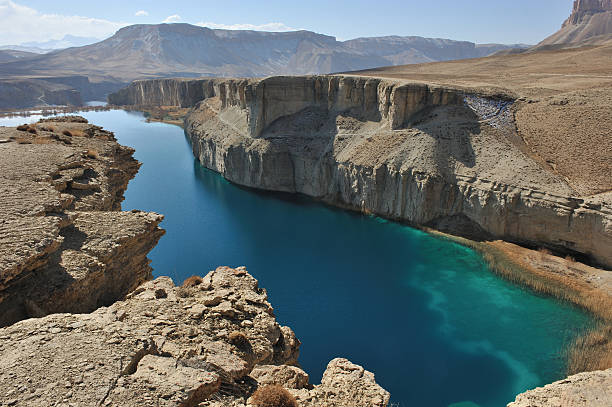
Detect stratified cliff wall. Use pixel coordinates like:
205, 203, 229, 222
109, 76, 612, 268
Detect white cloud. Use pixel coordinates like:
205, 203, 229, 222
196, 21, 297, 32
162, 14, 181, 23
135, 10, 148, 17
0, 0, 127, 45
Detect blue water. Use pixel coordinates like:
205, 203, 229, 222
1, 109, 592, 407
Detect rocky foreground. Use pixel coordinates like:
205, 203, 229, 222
0, 267, 389, 407
0, 118, 390, 406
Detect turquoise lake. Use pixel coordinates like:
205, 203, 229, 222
1, 109, 592, 407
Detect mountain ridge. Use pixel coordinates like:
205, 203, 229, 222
0, 23, 525, 81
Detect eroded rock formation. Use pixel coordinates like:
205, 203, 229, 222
0, 117, 164, 326
0, 267, 390, 407
111, 76, 612, 268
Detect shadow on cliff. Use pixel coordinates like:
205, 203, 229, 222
410, 105, 479, 171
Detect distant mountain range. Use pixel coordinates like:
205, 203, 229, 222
0, 35, 102, 54
0, 23, 527, 83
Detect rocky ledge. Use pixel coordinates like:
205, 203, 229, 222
0, 266, 390, 407
0, 117, 164, 327
509, 368, 612, 407
111, 76, 612, 268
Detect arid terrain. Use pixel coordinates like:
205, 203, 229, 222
1, 1, 611, 406
349, 41, 612, 197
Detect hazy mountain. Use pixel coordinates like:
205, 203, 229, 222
20, 35, 102, 50
0, 24, 524, 82
536, 0, 612, 49
0, 45, 50, 54
343, 36, 529, 65
0, 23, 526, 109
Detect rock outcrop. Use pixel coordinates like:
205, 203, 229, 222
110, 76, 612, 268
509, 368, 612, 406
0, 266, 390, 407
537, 0, 612, 47
0, 117, 164, 326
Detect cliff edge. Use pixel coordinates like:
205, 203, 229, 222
110, 75, 612, 269
0, 117, 164, 326
0, 267, 390, 406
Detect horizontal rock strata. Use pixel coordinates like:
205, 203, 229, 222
0, 116, 164, 326
0, 267, 390, 407
110, 76, 612, 268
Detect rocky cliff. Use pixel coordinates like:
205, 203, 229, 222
110, 76, 612, 269
0, 266, 390, 407
0, 116, 390, 406
537, 0, 612, 47
0, 116, 164, 326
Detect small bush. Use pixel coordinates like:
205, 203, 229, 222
154, 288, 168, 299
39, 125, 57, 133
62, 129, 73, 137
182, 275, 203, 288
16, 124, 29, 131
250, 385, 297, 407
26, 126, 37, 134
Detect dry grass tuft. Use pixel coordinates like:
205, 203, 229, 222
17, 124, 37, 134
32, 136, 54, 144
39, 125, 57, 133
182, 275, 203, 288
70, 129, 86, 137
250, 385, 297, 407
85, 149, 99, 159
568, 325, 612, 374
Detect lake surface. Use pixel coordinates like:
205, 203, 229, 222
1, 109, 592, 407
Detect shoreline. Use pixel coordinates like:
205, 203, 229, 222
3, 106, 609, 402
424, 227, 612, 375
132, 105, 612, 376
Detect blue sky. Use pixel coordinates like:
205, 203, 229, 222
1, 0, 574, 45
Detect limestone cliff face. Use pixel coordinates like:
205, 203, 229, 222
0, 117, 164, 326
109, 75, 612, 268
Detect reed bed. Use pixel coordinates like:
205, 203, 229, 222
426, 229, 612, 376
